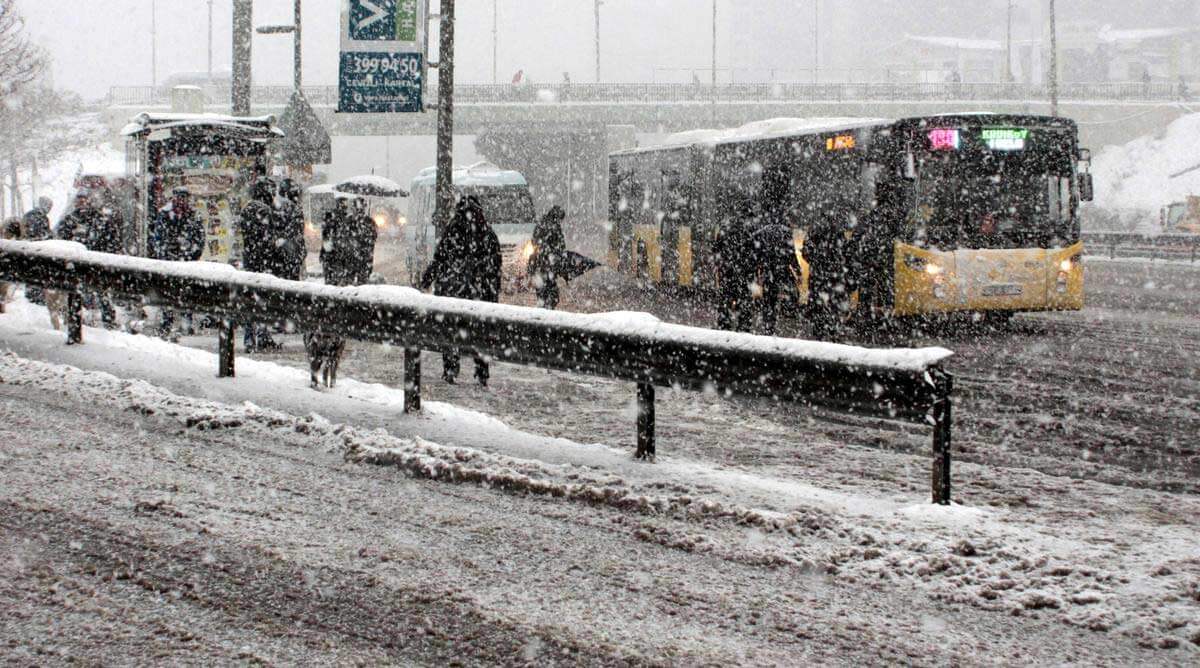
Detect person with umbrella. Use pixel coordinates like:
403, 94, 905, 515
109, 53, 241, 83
419, 196, 501, 386
320, 196, 377, 287
529, 206, 568, 309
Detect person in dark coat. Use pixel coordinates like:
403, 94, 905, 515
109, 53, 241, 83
715, 202, 756, 332
58, 191, 123, 326
529, 206, 567, 309
276, 178, 307, 281
150, 187, 205, 339
20, 197, 53, 304
320, 196, 377, 287
749, 221, 801, 337
804, 221, 851, 341
419, 196, 502, 386
237, 178, 284, 350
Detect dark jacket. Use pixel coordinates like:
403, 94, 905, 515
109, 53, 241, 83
715, 217, 755, 295
321, 205, 377, 287
420, 204, 502, 302
529, 211, 566, 281
57, 206, 121, 254
276, 197, 307, 279
237, 199, 276, 273
751, 223, 801, 288
22, 208, 52, 241
150, 205, 205, 261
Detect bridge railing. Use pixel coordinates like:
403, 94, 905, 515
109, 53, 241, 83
107, 81, 1188, 107
0, 240, 956, 503
1082, 231, 1200, 262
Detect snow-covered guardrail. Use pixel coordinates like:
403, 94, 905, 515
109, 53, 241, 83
0, 240, 957, 503
1082, 232, 1200, 263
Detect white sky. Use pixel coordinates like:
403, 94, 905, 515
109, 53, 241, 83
19, 0, 813, 99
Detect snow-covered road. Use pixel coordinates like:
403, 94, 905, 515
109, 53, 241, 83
0, 257, 1198, 662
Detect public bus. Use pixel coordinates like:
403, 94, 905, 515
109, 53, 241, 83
122, 112, 282, 262
607, 114, 1092, 326
406, 162, 538, 290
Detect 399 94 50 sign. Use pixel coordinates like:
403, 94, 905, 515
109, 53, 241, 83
338, 52, 424, 113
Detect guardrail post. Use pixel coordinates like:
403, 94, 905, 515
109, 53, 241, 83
636, 382, 655, 460
66, 292, 83, 345
931, 375, 953, 505
217, 318, 236, 378
404, 348, 422, 413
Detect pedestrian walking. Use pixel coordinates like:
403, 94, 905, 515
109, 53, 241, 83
276, 178, 307, 281
320, 196, 377, 287
419, 196, 501, 386
715, 202, 756, 332
57, 190, 123, 327
149, 187, 205, 339
529, 206, 567, 309
237, 177, 284, 350
749, 221, 801, 337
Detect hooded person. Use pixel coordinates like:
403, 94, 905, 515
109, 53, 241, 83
237, 177, 284, 351
23, 196, 53, 241
276, 178, 307, 281
320, 196, 377, 287
57, 191, 122, 326
150, 187, 205, 338
714, 199, 757, 332
419, 195, 502, 385
529, 205, 567, 309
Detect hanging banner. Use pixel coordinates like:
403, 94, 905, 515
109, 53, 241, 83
338, 0, 427, 113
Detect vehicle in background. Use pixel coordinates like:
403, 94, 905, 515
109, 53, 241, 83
304, 183, 407, 250
407, 162, 538, 290
121, 112, 282, 262
609, 113, 1093, 325
1161, 197, 1200, 234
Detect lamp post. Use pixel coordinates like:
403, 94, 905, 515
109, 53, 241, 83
436, 0, 456, 233
1049, 0, 1058, 116
232, 0, 252, 115
711, 0, 717, 124
492, 0, 498, 84
151, 0, 158, 90
256, 0, 303, 92
812, 0, 818, 84
208, 0, 214, 81
595, 0, 602, 83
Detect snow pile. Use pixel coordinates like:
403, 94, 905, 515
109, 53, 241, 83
1091, 112, 1200, 228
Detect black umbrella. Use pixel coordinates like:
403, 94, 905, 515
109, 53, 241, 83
558, 250, 602, 282
333, 175, 409, 198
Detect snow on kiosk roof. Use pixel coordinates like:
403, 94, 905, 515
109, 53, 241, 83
120, 112, 284, 140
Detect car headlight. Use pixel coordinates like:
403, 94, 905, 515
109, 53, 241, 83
925, 262, 944, 276
373, 213, 387, 228
522, 241, 535, 260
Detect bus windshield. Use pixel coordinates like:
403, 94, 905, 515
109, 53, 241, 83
462, 186, 537, 234
910, 149, 1076, 250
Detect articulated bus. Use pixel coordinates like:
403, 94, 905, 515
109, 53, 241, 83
608, 114, 1093, 325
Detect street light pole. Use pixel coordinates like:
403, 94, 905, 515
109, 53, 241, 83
151, 0, 158, 90
232, 0, 253, 116
812, 0, 818, 84
1005, 0, 1013, 83
711, 0, 717, 124
492, 0, 498, 84
293, 0, 302, 90
436, 0, 456, 233
1049, 0, 1058, 116
208, 0, 214, 81
594, 0, 601, 83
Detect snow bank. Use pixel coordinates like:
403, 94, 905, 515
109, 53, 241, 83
1091, 112, 1200, 225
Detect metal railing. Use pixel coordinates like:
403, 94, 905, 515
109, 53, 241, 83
0, 240, 956, 503
1082, 231, 1200, 263
107, 81, 1190, 107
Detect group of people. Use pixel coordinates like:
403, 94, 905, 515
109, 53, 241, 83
714, 202, 803, 337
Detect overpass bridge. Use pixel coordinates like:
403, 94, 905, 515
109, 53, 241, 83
103, 82, 1192, 221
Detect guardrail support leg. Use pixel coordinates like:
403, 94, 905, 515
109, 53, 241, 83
217, 319, 236, 378
66, 292, 83, 345
404, 348, 421, 413
636, 382, 655, 460
931, 377, 953, 505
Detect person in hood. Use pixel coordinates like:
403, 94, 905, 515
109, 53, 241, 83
320, 196, 377, 287
276, 178, 307, 281
749, 219, 801, 337
23, 196, 53, 241
150, 187, 205, 339
715, 200, 756, 332
58, 190, 123, 327
237, 178, 284, 351
420, 196, 501, 386
529, 206, 567, 309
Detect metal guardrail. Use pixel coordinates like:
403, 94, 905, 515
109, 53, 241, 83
0, 241, 956, 502
107, 81, 1189, 107
1082, 231, 1200, 263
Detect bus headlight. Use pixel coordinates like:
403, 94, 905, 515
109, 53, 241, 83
925, 262, 944, 276
1059, 258, 1073, 273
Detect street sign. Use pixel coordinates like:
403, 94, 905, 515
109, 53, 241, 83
339, 0, 426, 113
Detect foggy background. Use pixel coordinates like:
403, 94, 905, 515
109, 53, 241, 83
18, 0, 1200, 100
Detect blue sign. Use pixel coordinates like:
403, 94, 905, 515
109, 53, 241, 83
338, 51, 423, 113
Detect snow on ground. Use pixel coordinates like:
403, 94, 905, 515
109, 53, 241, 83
1091, 112, 1200, 229
0, 292, 1198, 657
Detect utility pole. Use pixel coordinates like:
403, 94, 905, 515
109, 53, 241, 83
711, 0, 717, 124
232, 0, 253, 116
293, 0, 302, 90
436, 0, 456, 232
594, 0, 602, 83
492, 0, 498, 84
1005, 0, 1014, 82
812, 0, 818, 84
1049, 0, 1058, 116
208, 0, 214, 81
151, 0, 158, 91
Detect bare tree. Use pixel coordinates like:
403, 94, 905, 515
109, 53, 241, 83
0, 0, 45, 99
